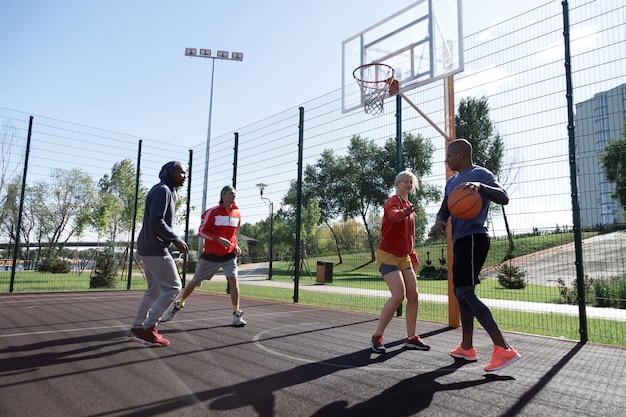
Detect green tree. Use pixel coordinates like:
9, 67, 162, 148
334, 218, 370, 253
185, 229, 200, 254
276, 196, 321, 259
299, 198, 322, 255
30, 168, 96, 258
377, 132, 441, 242
0, 176, 37, 261
0, 125, 22, 206
271, 208, 293, 261
341, 135, 388, 262
284, 150, 348, 263
239, 223, 261, 261
89, 251, 117, 288
252, 212, 275, 260
0, 125, 25, 259
600, 126, 626, 211
96, 159, 146, 249
286, 132, 439, 262
456, 97, 504, 174
456, 96, 513, 258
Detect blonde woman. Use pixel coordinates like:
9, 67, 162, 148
371, 170, 430, 353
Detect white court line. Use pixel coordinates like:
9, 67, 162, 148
0, 294, 140, 305
2, 305, 453, 373
0, 308, 324, 338
0, 324, 131, 338
252, 322, 428, 372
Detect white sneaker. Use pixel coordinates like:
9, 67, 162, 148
233, 310, 247, 327
161, 301, 182, 322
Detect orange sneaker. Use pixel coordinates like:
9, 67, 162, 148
484, 345, 521, 372
450, 344, 478, 361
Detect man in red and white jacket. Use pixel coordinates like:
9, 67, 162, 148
163, 185, 246, 326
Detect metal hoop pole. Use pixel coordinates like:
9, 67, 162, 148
399, 92, 451, 141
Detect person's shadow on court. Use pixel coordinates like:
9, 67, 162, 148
116, 343, 405, 417
310, 360, 514, 417
115, 340, 512, 417
0, 330, 136, 374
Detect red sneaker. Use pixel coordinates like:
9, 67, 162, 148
129, 327, 169, 347
484, 345, 521, 372
370, 335, 386, 353
145, 326, 170, 347
404, 335, 431, 350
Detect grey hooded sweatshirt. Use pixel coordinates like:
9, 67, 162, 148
137, 161, 184, 257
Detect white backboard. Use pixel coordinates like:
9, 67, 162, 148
342, 0, 463, 113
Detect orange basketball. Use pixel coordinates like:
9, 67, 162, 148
447, 186, 482, 220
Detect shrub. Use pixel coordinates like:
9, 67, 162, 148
594, 279, 612, 307
496, 264, 527, 289
38, 258, 70, 273
90, 252, 117, 288
419, 265, 447, 280
183, 250, 197, 273
557, 275, 595, 305
593, 277, 626, 309
185, 258, 197, 273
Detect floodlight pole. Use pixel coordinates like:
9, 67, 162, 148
185, 48, 243, 261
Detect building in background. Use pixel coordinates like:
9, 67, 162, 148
575, 83, 626, 228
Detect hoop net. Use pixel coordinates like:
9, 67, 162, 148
353, 63, 395, 115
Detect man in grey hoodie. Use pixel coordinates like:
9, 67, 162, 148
129, 161, 189, 347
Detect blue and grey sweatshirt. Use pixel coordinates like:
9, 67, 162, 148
137, 161, 184, 256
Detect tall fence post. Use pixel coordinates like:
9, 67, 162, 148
294, 107, 305, 303
226, 132, 239, 295
395, 93, 403, 318
127, 139, 142, 290
9, 116, 33, 293
562, 0, 588, 343
182, 149, 193, 287
232, 132, 239, 188
395, 94, 403, 174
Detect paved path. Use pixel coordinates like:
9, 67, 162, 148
483, 230, 626, 287
227, 262, 626, 322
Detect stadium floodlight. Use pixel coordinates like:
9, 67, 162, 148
184, 47, 244, 260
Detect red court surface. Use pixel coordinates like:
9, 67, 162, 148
1, 291, 625, 417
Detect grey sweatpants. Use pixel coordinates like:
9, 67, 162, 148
132, 255, 182, 328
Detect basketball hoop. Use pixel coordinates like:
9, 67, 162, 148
353, 63, 396, 115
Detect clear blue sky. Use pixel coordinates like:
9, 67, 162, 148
0, 0, 550, 148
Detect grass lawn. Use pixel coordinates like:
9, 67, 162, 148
2, 230, 623, 346
0, 270, 149, 292
196, 280, 624, 347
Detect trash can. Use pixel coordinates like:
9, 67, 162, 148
316, 261, 333, 284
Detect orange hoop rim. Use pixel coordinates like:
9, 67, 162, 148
352, 63, 395, 84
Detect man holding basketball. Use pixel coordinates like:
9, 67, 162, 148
433, 139, 521, 372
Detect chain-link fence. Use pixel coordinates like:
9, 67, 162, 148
1, 0, 625, 345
